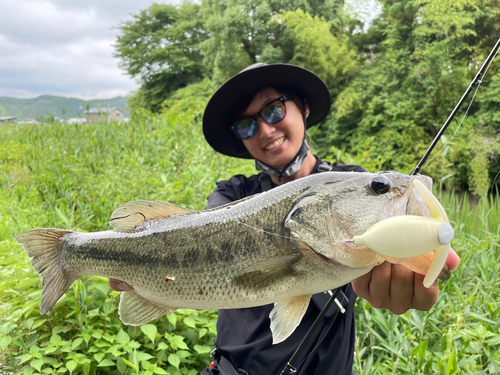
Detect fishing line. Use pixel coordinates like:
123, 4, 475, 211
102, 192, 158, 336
422, 47, 500, 169
232, 218, 346, 244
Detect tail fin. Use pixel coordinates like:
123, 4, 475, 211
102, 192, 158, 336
16, 229, 76, 314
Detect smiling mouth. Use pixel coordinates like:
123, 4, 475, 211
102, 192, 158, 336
264, 136, 285, 151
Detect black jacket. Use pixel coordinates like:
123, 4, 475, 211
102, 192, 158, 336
201, 158, 366, 375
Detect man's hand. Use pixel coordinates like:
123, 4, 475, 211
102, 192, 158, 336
352, 248, 460, 315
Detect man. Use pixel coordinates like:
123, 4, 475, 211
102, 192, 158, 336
110, 63, 460, 374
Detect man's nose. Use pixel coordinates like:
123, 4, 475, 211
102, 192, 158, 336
258, 118, 276, 137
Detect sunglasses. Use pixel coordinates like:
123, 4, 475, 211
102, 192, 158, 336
231, 96, 290, 140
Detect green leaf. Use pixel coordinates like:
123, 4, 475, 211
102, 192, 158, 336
140, 324, 157, 343
141, 360, 152, 370
93, 283, 110, 296
97, 359, 115, 367
458, 355, 479, 367
198, 328, 208, 339
157, 342, 169, 351
30, 358, 44, 372
183, 317, 196, 328
94, 352, 105, 363
122, 357, 139, 371
19, 353, 33, 364
0, 336, 12, 350
444, 348, 456, 375
194, 345, 212, 354
168, 353, 181, 369
116, 329, 130, 344
82, 363, 91, 375
50, 334, 62, 345
128, 340, 141, 349
71, 338, 83, 350
137, 351, 154, 361
52, 326, 69, 335
167, 314, 177, 326
66, 360, 78, 373
151, 364, 168, 374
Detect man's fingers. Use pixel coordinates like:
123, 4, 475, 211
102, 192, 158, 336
366, 262, 392, 308
109, 278, 134, 291
413, 272, 439, 311
446, 248, 460, 271
351, 270, 372, 299
388, 264, 414, 315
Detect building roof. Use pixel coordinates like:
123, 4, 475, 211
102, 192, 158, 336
0, 116, 17, 121
85, 107, 122, 114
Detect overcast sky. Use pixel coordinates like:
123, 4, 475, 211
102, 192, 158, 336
0, 0, 179, 99
0, 0, 377, 100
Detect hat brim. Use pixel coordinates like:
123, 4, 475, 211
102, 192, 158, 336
203, 64, 331, 159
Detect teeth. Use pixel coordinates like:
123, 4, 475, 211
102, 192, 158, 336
265, 137, 285, 151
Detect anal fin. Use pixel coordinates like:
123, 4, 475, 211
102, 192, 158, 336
119, 291, 175, 326
270, 295, 312, 344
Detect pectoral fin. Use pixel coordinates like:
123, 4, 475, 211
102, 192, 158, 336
270, 295, 312, 344
119, 291, 175, 326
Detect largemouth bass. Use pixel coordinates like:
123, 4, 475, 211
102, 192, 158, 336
16, 171, 451, 344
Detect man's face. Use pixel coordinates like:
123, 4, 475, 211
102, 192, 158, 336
240, 88, 307, 168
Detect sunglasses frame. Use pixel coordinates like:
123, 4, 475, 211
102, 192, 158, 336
231, 96, 290, 140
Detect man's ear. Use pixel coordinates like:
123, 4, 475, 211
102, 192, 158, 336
304, 99, 310, 118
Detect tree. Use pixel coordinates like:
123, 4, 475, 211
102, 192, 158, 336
114, 2, 209, 112
200, 0, 347, 84
313, 0, 500, 193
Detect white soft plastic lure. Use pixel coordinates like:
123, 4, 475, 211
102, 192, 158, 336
352, 180, 453, 288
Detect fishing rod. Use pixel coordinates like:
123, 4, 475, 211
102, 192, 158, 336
412, 37, 500, 176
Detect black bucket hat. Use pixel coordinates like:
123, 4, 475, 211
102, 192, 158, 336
203, 63, 331, 159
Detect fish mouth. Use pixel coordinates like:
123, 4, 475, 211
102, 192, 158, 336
406, 175, 434, 217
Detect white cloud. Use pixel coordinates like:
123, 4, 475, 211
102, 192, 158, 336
0, 0, 179, 99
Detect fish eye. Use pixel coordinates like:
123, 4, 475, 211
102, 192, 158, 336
368, 176, 392, 195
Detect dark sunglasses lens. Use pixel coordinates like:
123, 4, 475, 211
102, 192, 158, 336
234, 118, 258, 139
262, 101, 285, 124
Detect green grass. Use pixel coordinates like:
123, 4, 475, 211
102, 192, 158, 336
1, 100, 499, 374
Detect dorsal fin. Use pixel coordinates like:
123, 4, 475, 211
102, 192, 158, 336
110, 200, 195, 232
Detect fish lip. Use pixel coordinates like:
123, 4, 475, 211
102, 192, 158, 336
406, 175, 434, 217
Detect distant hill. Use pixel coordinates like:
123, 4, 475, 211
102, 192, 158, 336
0, 95, 129, 120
